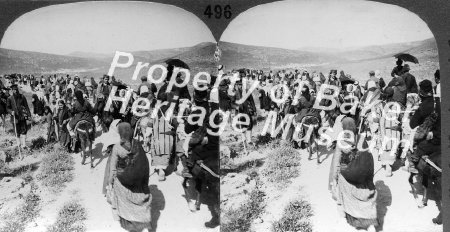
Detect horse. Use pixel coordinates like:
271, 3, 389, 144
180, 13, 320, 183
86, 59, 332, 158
73, 120, 96, 168
408, 151, 442, 224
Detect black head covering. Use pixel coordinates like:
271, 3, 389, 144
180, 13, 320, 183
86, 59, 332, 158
74, 90, 85, 105
434, 70, 440, 79
384, 86, 394, 99
118, 122, 133, 151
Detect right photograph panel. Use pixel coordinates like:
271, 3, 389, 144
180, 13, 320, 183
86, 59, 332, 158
218, 0, 442, 232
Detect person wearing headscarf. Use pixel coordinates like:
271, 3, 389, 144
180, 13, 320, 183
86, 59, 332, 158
44, 106, 56, 143
0, 87, 9, 132
158, 65, 191, 105
55, 99, 72, 150
6, 84, 31, 149
401, 64, 419, 108
67, 90, 95, 138
107, 122, 152, 232
387, 72, 407, 106
31, 94, 45, 117
330, 117, 378, 232
218, 77, 232, 110
329, 117, 357, 197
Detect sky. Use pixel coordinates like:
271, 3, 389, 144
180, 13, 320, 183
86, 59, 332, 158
220, 0, 434, 50
0, 1, 215, 55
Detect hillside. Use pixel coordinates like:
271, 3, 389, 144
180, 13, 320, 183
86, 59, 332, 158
0, 42, 217, 87
0, 48, 110, 74
219, 41, 347, 70
220, 38, 438, 83
0, 38, 439, 84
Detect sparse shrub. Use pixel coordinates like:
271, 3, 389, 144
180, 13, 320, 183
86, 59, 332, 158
36, 145, 74, 192
0, 183, 41, 232
261, 142, 301, 187
256, 115, 266, 122
4, 147, 19, 160
255, 133, 273, 146
30, 136, 47, 150
272, 199, 313, 232
222, 188, 266, 232
47, 201, 87, 232
21, 168, 34, 184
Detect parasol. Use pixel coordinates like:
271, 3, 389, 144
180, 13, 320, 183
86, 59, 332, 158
394, 53, 419, 64
165, 58, 190, 70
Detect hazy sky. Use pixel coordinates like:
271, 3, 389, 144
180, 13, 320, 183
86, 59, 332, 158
221, 0, 434, 50
0, 2, 215, 55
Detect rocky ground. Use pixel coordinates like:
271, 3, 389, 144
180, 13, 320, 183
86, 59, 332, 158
220, 116, 442, 232
0, 85, 219, 232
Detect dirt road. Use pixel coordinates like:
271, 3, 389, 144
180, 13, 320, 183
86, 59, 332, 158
26, 135, 219, 232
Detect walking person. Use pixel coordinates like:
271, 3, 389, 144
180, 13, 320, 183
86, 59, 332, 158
44, 106, 56, 143
0, 87, 9, 132
379, 87, 404, 177
6, 84, 31, 150
330, 117, 378, 232
106, 122, 152, 232
55, 99, 72, 150
232, 72, 257, 145
401, 64, 420, 109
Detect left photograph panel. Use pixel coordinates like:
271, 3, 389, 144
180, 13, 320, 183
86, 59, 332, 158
0, 2, 220, 232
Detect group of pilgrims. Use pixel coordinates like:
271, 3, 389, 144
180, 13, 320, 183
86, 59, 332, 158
216, 58, 442, 231
0, 57, 443, 231
0, 63, 221, 231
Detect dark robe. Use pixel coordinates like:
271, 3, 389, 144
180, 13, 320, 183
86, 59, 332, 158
32, 94, 45, 116
68, 99, 95, 129
57, 106, 72, 148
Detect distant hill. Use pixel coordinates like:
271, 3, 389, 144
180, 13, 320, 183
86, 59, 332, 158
0, 42, 217, 79
0, 38, 438, 85
219, 42, 347, 70
220, 38, 437, 71
316, 38, 439, 83
0, 48, 110, 74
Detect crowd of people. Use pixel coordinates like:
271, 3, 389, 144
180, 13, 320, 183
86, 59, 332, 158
0, 57, 442, 231
0, 63, 220, 231
216, 59, 442, 230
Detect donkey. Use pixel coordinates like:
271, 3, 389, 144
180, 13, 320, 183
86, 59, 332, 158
74, 120, 96, 168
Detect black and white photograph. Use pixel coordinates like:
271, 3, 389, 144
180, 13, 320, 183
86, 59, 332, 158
0, 2, 220, 232
218, 1, 442, 232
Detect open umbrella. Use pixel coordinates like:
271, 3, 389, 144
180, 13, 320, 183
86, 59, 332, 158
394, 53, 419, 64
165, 58, 190, 70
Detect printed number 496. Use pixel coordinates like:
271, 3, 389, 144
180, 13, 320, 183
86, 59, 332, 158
204, 5, 232, 19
